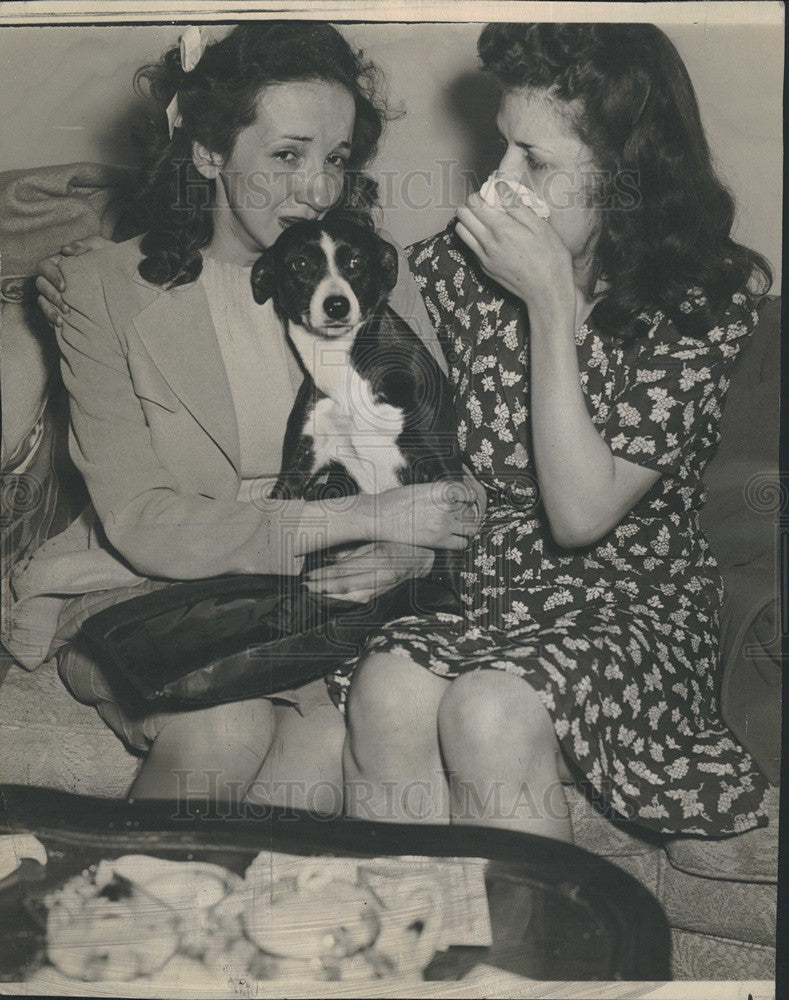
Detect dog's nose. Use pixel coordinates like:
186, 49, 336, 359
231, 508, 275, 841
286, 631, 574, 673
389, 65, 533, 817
323, 295, 351, 321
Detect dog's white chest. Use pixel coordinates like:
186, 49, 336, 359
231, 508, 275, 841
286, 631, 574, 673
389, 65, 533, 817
308, 370, 406, 494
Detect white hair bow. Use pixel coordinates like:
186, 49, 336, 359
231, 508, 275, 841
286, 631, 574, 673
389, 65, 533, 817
166, 25, 229, 139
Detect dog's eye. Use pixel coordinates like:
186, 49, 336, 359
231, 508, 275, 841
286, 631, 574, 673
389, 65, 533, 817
288, 257, 311, 274
346, 255, 363, 271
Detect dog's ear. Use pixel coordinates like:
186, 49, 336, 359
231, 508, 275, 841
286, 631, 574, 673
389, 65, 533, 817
376, 238, 399, 294
250, 249, 277, 305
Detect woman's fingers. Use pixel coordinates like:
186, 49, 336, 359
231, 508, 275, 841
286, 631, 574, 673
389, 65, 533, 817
307, 560, 378, 581
322, 589, 373, 604
37, 295, 63, 328
455, 517, 479, 538
333, 542, 375, 562
445, 512, 480, 546
305, 569, 392, 596
438, 521, 478, 549
437, 479, 478, 506
442, 533, 473, 550
35, 274, 68, 315
36, 257, 67, 294
306, 575, 373, 595
455, 222, 485, 259
306, 545, 390, 581
470, 185, 543, 235
60, 234, 107, 255
498, 194, 544, 231
456, 204, 490, 245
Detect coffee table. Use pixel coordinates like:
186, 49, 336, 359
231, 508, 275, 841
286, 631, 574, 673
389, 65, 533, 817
0, 785, 670, 986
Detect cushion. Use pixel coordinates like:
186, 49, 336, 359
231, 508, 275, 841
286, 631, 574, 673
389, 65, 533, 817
719, 571, 782, 783
670, 928, 775, 981
662, 861, 776, 945
563, 785, 662, 858
699, 294, 781, 784
664, 785, 780, 883
1, 383, 88, 673
0, 659, 139, 797
1, 163, 136, 664
0, 161, 136, 464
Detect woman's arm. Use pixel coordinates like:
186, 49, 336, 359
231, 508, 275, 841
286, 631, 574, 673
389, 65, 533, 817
455, 194, 657, 547
56, 257, 474, 579
527, 302, 658, 547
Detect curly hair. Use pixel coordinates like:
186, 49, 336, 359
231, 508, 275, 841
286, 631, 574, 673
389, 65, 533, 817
132, 22, 392, 287
478, 23, 772, 337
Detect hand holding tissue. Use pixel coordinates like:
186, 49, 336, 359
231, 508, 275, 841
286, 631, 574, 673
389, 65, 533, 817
478, 171, 551, 219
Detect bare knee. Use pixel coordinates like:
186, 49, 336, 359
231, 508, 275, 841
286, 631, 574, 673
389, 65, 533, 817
345, 653, 443, 778
155, 699, 276, 760
438, 671, 556, 761
346, 654, 408, 734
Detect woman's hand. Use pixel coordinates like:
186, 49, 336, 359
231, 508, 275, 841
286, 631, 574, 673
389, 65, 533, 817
462, 468, 488, 520
304, 541, 435, 604
35, 235, 111, 326
455, 188, 576, 320
362, 481, 480, 551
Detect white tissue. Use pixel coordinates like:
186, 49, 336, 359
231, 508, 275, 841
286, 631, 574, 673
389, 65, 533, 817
0, 833, 47, 881
479, 171, 551, 218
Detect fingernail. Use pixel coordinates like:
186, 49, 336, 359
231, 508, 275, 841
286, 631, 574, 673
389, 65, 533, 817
59, 281, 65, 292
62, 303, 70, 313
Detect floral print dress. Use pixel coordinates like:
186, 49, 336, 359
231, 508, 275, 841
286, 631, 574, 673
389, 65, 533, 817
327, 227, 771, 837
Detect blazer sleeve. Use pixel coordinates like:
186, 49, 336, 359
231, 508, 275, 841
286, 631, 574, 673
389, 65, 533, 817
56, 256, 306, 580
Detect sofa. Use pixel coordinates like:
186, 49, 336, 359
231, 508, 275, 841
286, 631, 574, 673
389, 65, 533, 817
0, 163, 781, 980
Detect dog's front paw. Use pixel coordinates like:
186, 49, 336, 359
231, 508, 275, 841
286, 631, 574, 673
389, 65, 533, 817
269, 477, 301, 501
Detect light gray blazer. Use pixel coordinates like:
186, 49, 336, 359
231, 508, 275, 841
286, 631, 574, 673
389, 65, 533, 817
7, 234, 447, 667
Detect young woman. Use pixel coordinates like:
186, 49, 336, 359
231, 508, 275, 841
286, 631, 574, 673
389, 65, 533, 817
331, 22, 773, 839
12, 22, 480, 804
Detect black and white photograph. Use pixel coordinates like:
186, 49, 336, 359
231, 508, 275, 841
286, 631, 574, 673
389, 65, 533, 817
0, 1, 783, 996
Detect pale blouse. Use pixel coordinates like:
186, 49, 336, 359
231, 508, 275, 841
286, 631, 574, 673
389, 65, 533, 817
199, 256, 304, 502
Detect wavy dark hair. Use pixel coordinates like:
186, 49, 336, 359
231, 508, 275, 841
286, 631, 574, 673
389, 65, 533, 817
478, 23, 772, 337
132, 22, 392, 287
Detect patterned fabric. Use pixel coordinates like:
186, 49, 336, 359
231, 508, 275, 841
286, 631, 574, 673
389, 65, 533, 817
1, 382, 88, 673
327, 226, 771, 837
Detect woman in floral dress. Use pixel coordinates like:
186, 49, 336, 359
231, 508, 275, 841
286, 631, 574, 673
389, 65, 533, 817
328, 23, 773, 839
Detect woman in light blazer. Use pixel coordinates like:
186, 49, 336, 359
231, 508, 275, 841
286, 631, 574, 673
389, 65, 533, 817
8, 23, 480, 804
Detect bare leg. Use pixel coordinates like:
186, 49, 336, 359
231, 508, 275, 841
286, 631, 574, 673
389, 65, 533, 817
438, 671, 573, 841
343, 653, 450, 824
129, 698, 276, 802
245, 701, 346, 815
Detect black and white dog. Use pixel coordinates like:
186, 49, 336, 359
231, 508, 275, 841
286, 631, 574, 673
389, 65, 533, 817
250, 214, 462, 500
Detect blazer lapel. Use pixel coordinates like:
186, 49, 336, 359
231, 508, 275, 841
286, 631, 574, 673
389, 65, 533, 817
131, 277, 240, 472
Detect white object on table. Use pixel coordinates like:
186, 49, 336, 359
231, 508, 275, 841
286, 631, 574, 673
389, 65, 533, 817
0, 833, 47, 881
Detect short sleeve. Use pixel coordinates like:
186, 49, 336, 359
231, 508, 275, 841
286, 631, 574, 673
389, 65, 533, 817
599, 291, 759, 474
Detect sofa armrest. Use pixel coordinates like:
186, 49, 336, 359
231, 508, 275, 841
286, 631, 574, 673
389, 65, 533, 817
719, 561, 782, 784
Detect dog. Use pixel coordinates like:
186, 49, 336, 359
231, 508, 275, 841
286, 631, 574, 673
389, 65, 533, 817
250, 214, 463, 501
